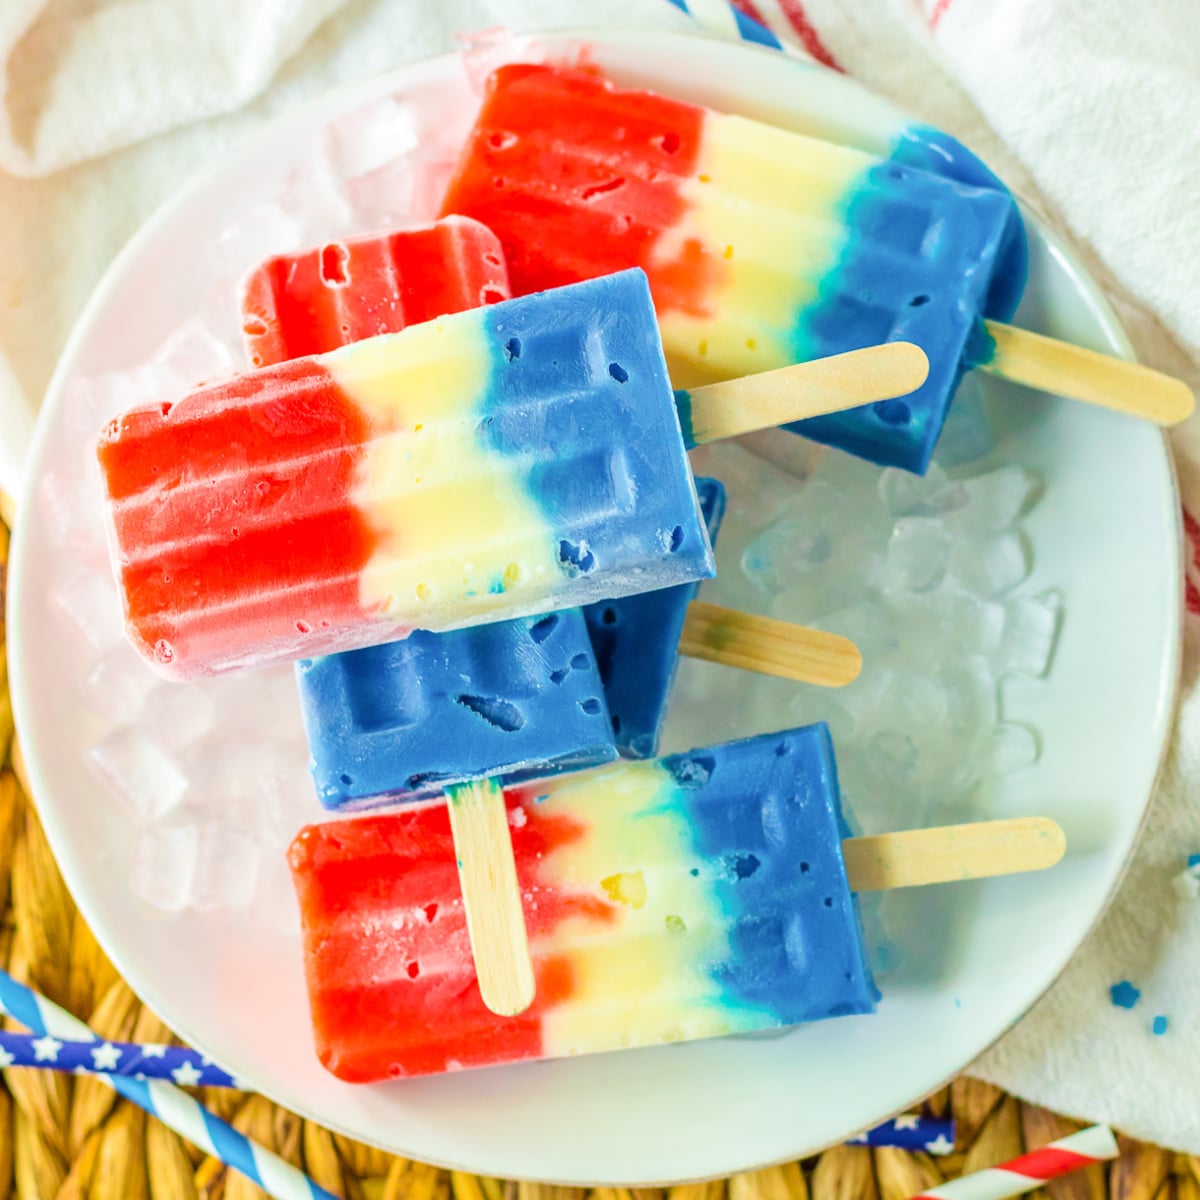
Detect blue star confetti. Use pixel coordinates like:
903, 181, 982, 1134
1110, 981, 1141, 1009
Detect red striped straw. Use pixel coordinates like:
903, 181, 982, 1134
911, 1126, 1119, 1200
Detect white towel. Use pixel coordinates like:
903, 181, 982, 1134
4, 0, 1199, 1153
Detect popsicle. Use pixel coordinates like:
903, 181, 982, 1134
98, 269, 714, 681
100, 267, 928, 681
441, 63, 1192, 473
240, 216, 511, 367
584, 475, 726, 758
296, 608, 618, 808
288, 723, 1066, 1081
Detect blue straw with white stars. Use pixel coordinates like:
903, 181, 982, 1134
0, 1029, 239, 1088
848, 1114, 957, 1155
0, 969, 339, 1200
663, 0, 794, 53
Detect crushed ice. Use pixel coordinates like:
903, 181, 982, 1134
681, 438, 1061, 838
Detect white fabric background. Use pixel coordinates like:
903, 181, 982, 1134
4, 0, 1199, 1152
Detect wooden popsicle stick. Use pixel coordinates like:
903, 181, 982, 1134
445, 778, 536, 1016
979, 320, 1195, 425
679, 601, 862, 688
682, 341, 929, 446
843, 816, 1065, 892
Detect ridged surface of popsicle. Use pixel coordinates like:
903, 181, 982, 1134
296, 609, 617, 808
441, 64, 1027, 472
240, 216, 511, 367
289, 723, 878, 1082
583, 476, 726, 758
99, 269, 713, 678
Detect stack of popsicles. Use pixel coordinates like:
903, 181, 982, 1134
94, 56, 1191, 1082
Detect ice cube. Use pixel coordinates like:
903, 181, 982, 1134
183, 733, 312, 839
234, 743, 315, 844
284, 152, 356, 246
932, 372, 992, 467
826, 666, 896, 742
949, 531, 1031, 597
327, 95, 419, 181
210, 204, 303, 276
82, 648, 159, 725
881, 672, 949, 732
996, 591, 1063, 678
736, 427, 825, 481
811, 604, 900, 666
689, 440, 800, 535
344, 159, 420, 230
786, 685, 845, 736
39, 470, 107, 562
185, 742, 271, 812
878, 462, 967, 519
949, 465, 1040, 536
672, 657, 772, 748
88, 727, 188, 821
742, 505, 832, 594
887, 590, 1004, 660
408, 158, 460, 223
51, 569, 123, 652
989, 722, 1040, 774
151, 320, 237, 391
208, 665, 306, 743
455, 27, 530, 94
63, 364, 166, 438
943, 656, 999, 741
884, 517, 950, 593
939, 592, 1006, 658
141, 685, 217, 755
131, 824, 199, 913
190, 824, 261, 912
864, 729, 918, 780
253, 850, 302, 936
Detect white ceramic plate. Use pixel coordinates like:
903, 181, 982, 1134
8, 29, 1182, 1186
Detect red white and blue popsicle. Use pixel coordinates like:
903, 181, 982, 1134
441, 63, 1192, 473
289, 723, 1065, 1081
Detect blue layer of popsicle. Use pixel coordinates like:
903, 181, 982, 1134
783, 126, 1027, 474
296, 609, 617, 809
584, 477, 726, 758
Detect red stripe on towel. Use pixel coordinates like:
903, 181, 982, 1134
1183, 508, 1200, 615
928, 0, 957, 30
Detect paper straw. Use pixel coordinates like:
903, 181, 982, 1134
0, 1029, 239, 1088
851, 1114, 956, 1154
0, 970, 340, 1200
911, 1125, 1119, 1200
663, 0, 789, 50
